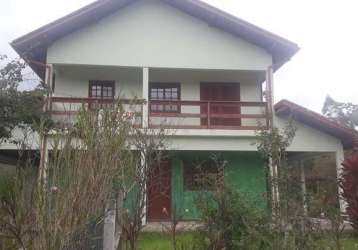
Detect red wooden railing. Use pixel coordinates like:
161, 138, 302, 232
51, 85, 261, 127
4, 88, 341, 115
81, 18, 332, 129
149, 100, 269, 130
48, 96, 145, 116
47, 97, 269, 130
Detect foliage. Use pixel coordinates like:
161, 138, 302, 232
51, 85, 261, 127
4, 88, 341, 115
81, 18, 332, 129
322, 95, 358, 129
0, 54, 50, 144
0, 153, 38, 250
255, 119, 348, 249
34, 103, 133, 250
340, 150, 358, 231
255, 119, 296, 217
191, 154, 270, 250
194, 184, 271, 250
119, 125, 168, 250
0, 100, 166, 250
255, 119, 296, 165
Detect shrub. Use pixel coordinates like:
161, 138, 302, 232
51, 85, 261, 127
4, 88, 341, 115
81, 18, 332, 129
340, 150, 358, 231
194, 185, 271, 250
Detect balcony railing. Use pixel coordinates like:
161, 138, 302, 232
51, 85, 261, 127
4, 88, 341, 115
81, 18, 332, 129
149, 100, 269, 130
48, 97, 269, 130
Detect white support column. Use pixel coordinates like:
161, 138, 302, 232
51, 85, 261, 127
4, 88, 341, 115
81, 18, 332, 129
142, 67, 149, 128
266, 66, 275, 127
336, 144, 347, 213
44, 64, 54, 112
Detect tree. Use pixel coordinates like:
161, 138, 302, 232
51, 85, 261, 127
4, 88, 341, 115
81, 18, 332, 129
340, 148, 358, 231
322, 95, 358, 129
0, 54, 48, 144
0, 99, 168, 250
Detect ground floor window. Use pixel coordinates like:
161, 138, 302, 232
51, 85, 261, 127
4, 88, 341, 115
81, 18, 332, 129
183, 160, 220, 191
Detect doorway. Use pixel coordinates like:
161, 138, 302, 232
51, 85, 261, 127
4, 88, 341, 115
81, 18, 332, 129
200, 82, 241, 127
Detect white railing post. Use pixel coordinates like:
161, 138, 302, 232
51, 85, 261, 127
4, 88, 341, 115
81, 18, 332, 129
142, 67, 149, 128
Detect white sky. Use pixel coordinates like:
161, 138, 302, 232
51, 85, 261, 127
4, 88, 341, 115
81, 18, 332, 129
1, 0, 357, 113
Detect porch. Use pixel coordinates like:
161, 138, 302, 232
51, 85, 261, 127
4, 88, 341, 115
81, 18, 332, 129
140, 151, 340, 223
47, 66, 270, 131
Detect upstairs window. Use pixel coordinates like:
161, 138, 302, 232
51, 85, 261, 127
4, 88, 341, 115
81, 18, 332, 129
150, 83, 180, 113
89, 80, 115, 99
89, 80, 115, 109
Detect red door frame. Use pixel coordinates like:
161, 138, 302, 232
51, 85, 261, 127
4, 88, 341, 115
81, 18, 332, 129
147, 160, 172, 221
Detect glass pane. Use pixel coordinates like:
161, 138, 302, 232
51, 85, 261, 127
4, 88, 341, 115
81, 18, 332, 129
165, 88, 171, 99
172, 92, 178, 99
151, 89, 158, 99
157, 89, 164, 99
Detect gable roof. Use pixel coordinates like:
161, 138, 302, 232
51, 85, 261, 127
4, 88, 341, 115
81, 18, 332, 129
275, 99, 358, 149
11, 0, 299, 79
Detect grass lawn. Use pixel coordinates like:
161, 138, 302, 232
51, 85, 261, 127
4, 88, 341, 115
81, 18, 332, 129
137, 232, 195, 250
133, 232, 358, 250
343, 238, 358, 249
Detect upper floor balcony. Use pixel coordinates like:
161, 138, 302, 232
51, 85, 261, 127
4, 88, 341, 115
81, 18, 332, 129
47, 65, 270, 134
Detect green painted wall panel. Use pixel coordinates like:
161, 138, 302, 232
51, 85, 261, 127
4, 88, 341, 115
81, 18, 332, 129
171, 151, 266, 220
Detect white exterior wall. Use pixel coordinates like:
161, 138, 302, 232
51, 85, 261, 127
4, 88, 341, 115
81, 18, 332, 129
54, 65, 143, 99
275, 116, 344, 152
47, 0, 272, 70
52, 65, 143, 124
164, 115, 344, 154
0, 128, 40, 150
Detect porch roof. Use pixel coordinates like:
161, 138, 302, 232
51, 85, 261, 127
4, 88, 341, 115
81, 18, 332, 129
11, 0, 299, 79
275, 99, 358, 149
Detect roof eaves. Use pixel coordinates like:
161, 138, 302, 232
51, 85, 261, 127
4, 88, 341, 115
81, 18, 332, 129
275, 99, 358, 148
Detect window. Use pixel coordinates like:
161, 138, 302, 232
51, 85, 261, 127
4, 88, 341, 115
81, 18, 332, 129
89, 80, 115, 109
89, 80, 115, 99
183, 160, 220, 191
150, 83, 180, 113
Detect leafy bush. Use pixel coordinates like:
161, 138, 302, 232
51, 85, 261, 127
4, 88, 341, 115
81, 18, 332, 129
340, 150, 358, 231
194, 185, 271, 250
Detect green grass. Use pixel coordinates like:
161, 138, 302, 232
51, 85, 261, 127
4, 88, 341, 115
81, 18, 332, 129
137, 232, 195, 250
129, 232, 358, 250
342, 238, 358, 249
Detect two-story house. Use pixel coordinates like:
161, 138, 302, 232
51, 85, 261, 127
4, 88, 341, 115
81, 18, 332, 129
5, 0, 358, 222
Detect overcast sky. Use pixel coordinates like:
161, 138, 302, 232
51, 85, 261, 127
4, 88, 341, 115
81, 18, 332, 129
1, 0, 357, 113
